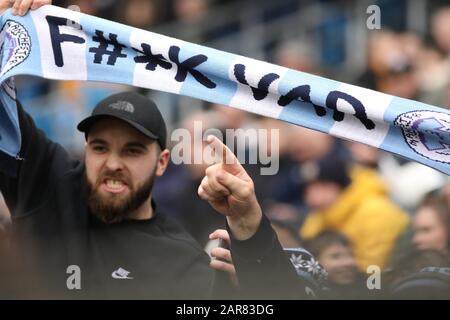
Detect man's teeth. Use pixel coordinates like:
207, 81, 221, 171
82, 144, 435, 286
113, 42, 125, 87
106, 179, 125, 188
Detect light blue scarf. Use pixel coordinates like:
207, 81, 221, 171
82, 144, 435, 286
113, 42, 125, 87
1, 5, 449, 176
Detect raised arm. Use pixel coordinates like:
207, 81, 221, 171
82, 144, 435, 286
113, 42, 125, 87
0, 100, 76, 217
199, 136, 315, 299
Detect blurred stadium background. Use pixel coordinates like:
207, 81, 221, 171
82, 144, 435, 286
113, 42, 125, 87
1, 1, 450, 293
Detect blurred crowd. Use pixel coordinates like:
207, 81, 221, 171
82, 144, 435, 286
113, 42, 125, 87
1, 0, 450, 299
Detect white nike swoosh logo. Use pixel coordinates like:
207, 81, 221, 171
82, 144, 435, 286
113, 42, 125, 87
111, 271, 133, 279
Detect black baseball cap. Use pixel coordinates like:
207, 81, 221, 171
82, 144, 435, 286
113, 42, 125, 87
77, 92, 167, 150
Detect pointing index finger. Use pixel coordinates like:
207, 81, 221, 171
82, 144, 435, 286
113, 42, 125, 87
206, 135, 242, 172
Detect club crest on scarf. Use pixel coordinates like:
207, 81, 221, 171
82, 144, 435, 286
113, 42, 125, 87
395, 110, 450, 164
0, 20, 31, 78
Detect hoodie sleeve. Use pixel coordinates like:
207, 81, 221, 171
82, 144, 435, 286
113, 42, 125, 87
227, 213, 312, 299
0, 100, 74, 217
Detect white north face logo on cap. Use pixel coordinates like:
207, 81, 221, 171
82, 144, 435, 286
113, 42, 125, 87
109, 100, 135, 113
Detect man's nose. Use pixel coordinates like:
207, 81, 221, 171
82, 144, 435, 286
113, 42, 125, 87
105, 153, 124, 171
412, 233, 421, 247
343, 256, 357, 268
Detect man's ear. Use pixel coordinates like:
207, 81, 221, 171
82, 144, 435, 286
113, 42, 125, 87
156, 149, 170, 177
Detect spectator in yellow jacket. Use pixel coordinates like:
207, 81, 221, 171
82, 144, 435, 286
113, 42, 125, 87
299, 155, 409, 271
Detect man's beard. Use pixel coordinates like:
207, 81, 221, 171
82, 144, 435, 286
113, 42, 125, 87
85, 169, 156, 224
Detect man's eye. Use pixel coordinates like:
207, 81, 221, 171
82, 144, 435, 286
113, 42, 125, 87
93, 146, 107, 152
126, 149, 141, 155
